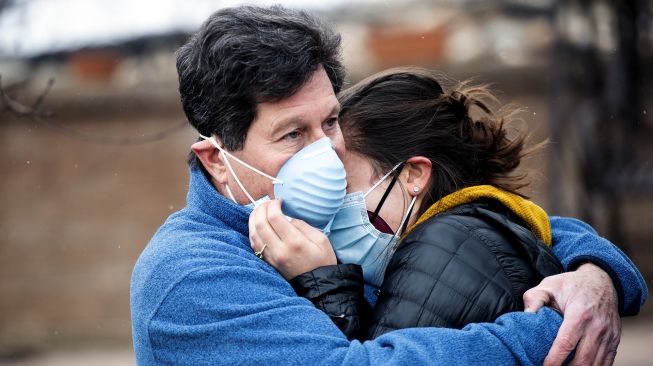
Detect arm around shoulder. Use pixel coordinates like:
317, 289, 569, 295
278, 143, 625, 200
549, 216, 648, 316
143, 256, 566, 365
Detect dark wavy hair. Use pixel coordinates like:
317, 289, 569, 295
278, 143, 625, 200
176, 5, 345, 168
338, 67, 541, 218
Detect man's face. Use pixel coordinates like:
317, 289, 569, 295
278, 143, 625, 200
224, 66, 345, 204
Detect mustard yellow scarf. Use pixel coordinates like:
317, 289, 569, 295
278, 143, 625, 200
404, 185, 552, 246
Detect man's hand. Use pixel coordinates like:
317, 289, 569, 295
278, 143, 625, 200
249, 199, 337, 279
523, 263, 621, 366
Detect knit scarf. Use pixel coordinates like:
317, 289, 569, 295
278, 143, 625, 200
404, 185, 552, 246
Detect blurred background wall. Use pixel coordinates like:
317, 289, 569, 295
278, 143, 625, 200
0, 0, 651, 364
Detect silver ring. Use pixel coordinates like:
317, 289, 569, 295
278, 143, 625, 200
254, 243, 267, 259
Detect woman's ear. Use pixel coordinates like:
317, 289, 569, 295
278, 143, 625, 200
191, 139, 229, 184
404, 156, 432, 197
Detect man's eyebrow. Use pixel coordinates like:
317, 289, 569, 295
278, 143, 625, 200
270, 104, 341, 138
319, 104, 341, 124
328, 104, 341, 118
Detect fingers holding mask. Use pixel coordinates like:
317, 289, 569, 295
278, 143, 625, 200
265, 200, 304, 252
266, 200, 336, 278
250, 199, 336, 279
249, 200, 281, 264
250, 200, 303, 268
291, 218, 334, 253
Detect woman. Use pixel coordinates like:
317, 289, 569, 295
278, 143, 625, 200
252, 68, 590, 340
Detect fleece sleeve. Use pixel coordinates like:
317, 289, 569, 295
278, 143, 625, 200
549, 216, 648, 316
146, 255, 563, 366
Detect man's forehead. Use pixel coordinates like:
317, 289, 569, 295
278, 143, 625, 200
256, 67, 340, 128
272, 67, 337, 109
266, 95, 340, 117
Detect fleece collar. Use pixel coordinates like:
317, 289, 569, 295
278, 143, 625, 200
186, 167, 252, 237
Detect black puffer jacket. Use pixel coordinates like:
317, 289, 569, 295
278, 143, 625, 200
290, 199, 563, 341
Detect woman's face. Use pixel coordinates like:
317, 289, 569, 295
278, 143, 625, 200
343, 150, 413, 234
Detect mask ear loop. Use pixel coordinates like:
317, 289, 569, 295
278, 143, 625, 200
364, 162, 405, 225
369, 171, 399, 224
373, 186, 415, 276
395, 195, 417, 238
363, 162, 404, 199
223, 182, 238, 203
372, 196, 414, 281
200, 134, 282, 205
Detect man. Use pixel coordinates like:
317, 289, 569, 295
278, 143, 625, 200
131, 5, 647, 365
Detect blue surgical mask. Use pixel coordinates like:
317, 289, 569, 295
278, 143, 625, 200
328, 163, 417, 286
201, 135, 346, 232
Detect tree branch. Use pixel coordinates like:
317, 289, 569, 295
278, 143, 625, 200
0, 75, 53, 118
0, 74, 189, 145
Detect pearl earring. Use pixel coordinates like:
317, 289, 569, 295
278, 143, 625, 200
413, 186, 420, 193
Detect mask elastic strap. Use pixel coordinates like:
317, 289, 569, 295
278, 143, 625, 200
365, 162, 405, 225
200, 134, 279, 205
218, 142, 256, 204
395, 195, 417, 237
200, 135, 282, 184
369, 173, 399, 224
364, 162, 404, 198
224, 183, 238, 203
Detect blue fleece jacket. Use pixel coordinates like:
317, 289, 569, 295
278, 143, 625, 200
130, 168, 647, 365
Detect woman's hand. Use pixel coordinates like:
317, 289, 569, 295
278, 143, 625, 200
523, 263, 621, 366
249, 199, 337, 280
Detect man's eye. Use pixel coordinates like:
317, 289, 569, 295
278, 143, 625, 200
324, 118, 338, 128
285, 130, 301, 140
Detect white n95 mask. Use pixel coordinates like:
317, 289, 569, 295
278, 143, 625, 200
201, 135, 346, 232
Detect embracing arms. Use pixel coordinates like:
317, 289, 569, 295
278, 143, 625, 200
250, 200, 648, 366
146, 240, 564, 365
522, 216, 648, 365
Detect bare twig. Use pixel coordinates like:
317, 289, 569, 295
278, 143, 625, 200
31, 77, 54, 114
0, 75, 52, 118
0, 74, 189, 145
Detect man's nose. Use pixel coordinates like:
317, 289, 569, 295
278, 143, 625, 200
307, 128, 329, 145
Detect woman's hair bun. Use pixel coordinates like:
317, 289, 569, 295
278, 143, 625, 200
442, 83, 533, 192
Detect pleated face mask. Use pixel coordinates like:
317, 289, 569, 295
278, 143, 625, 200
328, 163, 417, 286
201, 135, 347, 232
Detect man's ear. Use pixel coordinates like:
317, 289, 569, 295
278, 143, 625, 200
404, 156, 432, 197
191, 139, 229, 184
